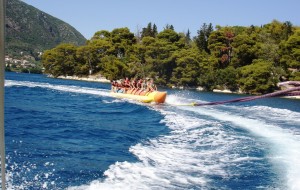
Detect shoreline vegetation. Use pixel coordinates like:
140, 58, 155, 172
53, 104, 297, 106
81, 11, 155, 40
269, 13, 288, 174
41, 21, 300, 96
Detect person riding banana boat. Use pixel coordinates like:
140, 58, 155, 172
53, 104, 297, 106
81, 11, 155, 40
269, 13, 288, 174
110, 78, 166, 103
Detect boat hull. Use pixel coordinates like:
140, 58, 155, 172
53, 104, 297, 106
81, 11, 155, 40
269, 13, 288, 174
110, 91, 167, 103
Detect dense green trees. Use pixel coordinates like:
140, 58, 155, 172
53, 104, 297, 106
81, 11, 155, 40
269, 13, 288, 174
42, 21, 300, 94
238, 59, 276, 94
280, 29, 300, 69
43, 43, 78, 77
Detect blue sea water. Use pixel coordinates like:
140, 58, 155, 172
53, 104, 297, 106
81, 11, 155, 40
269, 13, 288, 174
3, 72, 300, 190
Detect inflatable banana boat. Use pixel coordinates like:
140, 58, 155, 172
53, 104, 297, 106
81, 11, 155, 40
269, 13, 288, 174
110, 89, 167, 103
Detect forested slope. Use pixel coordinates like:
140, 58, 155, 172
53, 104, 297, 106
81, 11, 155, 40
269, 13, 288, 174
6, 0, 86, 58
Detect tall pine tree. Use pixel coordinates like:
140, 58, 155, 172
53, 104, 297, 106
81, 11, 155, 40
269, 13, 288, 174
141, 22, 158, 38
185, 29, 191, 45
152, 24, 158, 37
195, 23, 213, 53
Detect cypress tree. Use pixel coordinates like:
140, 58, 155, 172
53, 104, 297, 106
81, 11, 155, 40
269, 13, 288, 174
152, 24, 158, 37
185, 29, 191, 45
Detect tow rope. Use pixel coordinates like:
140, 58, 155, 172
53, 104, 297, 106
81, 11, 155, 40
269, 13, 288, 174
179, 81, 300, 106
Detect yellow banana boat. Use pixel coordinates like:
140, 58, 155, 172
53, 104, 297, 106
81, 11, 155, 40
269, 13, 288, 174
110, 90, 167, 103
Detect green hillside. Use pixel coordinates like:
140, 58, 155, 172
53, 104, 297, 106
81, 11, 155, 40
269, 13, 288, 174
6, 0, 86, 58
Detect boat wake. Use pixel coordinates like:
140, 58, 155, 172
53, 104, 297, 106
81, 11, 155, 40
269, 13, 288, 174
5, 80, 111, 97
70, 94, 300, 190
68, 111, 241, 190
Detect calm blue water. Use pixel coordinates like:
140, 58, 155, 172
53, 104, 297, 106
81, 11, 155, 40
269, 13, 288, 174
3, 72, 300, 190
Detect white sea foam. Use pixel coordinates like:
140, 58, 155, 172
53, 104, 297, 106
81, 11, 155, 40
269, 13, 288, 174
5, 80, 110, 97
254, 106, 300, 127
178, 104, 300, 190
4, 154, 56, 190
165, 94, 200, 106
68, 106, 256, 190
161, 94, 300, 189
102, 99, 124, 104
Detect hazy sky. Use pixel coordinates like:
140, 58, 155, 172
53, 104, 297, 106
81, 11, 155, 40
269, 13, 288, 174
21, 0, 300, 39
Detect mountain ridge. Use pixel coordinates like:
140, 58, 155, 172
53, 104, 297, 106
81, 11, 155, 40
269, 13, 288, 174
6, 0, 86, 58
